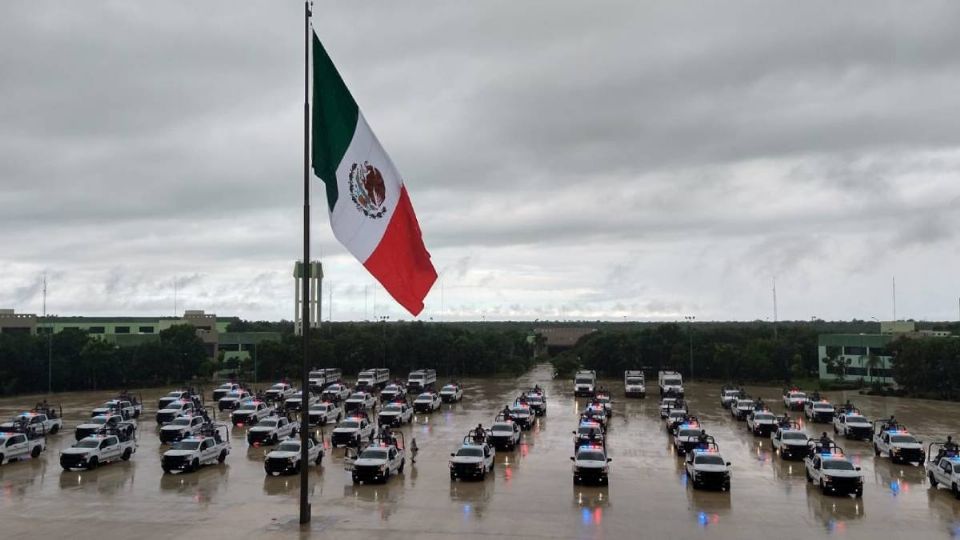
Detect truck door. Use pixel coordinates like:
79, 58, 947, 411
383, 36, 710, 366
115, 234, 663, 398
940, 459, 953, 483
7, 434, 26, 457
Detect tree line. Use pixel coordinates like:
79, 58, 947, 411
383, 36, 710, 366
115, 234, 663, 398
889, 337, 960, 400
0, 322, 535, 396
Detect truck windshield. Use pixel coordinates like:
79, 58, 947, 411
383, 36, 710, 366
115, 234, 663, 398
239, 403, 258, 411
678, 429, 701, 437
492, 425, 513, 432
76, 439, 101, 449
577, 450, 605, 462
823, 460, 855, 471
664, 378, 681, 385
339, 421, 359, 429
383, 405, 403, 413
695, 455, 725, 465
257, 420, 278, 428
89, 417, 109, 425
754, 414, 775, 421
782, 432, 807, 440
891, 435, 918, 443
846, 416, 867, 423
626, 378, 643, 385
171, 440, 202, 451
171, 418, 192, 426
410, 374, 423, 380
359, 449, 388, 460
738, 401, 754, 408
456, 447, 484, 457
575, 379, 593, 384
442, 386, 456, 392
270, 384, 286, 390
417, 394, 433, 400
276, 442, 300, 452
349, 394, 367, 400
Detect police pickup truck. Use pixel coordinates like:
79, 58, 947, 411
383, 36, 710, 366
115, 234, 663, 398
684, 439, 731, 491
449, 435, 495, 481
804, 440, 863, 497
212, 382, 243, 402
157, 389, 200, 411
378, 401, 414, 427
833, 409, 874, 441
331, 414, 376, 448
571, 443, 611, 485
782, 388, 808, 411
524, 389, 547, 416
873, 424, 925, 465
624, 370, 646, 398
673, 421, 705, 456
155, 399, 196, 425
263, 382, 296, 403
746, 410, 778, 436
1, 409, 63, 436
217, 389, 252, 411
0, 425, 46, 464
282, 391, 317, 413
595, 391, 613, 417
76, 413, 136, 441
264, 436, 323, 475
730, 397, 755, 421
439, 383, 464, 403
159, 414, 209, 444
508, 402, 535, 429
659, 396, 686, 419
307, 401, 343, 427
379, 383, 407, 403
345, 391, 378, 414
573, 418, 605, 451
665, 410, 691, 435
160, 424, 230, 474
91, 398, 142, 419
925, 443, 960, 498
321, 383, 351, 402
413, 392, 442, 414
246, 415, 298, 446
60, 432, 136, 470
804, 400, 835, 424
720, 387, 741, 409
348, 434, 405, 484
771, 421, 809, 460
230, 399, 273, 426
488, 420, 521, 451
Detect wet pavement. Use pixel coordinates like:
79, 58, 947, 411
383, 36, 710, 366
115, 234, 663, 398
1, 365, 960, 539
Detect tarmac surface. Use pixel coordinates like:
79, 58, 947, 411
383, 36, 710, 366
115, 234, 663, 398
2, 364, 960, 539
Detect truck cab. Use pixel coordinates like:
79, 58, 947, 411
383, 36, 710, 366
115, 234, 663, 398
218, 389, 252, 411
0, 429, 46, 464
834, 410, 873, 441
230, 399, 272, 426
160, 424, 230, 474
356, 368, 390, 390
91, 399, 139, 420
159, 414, 208, 444
406, 369, 437, 393
331, 415, 375, 448
730, 398, 754, 421
573, 419, 605, 451
345, 391, 377, 414
449, 435, 495, 480
624, 370, 646, 398
307, 368, 341, 389
379, 383, 407, 403
673, 421, 705, 456
155, 399, 195, 425
873, 425, 925, 465
307, 401, 343, 427
508, 402, 535, 429
803, 441, 863, 497
771, 423, 809, 460
658, 370, 684, 397
804, 400, 835, 423
684, 442, 731, 491
925, 443, 960, 498
263, 382, 296, 402
60, 434, 136, 470
523, 389, 546, 416
349, 434, 405, 484
746, 410, 778, 436
378, 401, 414, 427
439, 383, 464, 403
264, 436, 323, 475
246, 415, 298, 446
488, 420, 521, 451
571, 443, 610, 485
782, 388, 808, 411
157, 390, 197, 411
573, 370, 597, 397
321, 383, 351, 402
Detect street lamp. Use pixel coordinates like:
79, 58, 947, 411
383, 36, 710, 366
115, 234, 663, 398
684, 316, 695, 380
379, 316, 389, 368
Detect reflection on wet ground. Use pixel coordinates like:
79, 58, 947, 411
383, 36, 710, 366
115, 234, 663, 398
1, 367, 960, 538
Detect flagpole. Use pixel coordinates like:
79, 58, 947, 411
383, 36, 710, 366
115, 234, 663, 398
299, 0, 313, 526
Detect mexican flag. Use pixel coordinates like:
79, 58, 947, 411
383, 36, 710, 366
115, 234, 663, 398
311, 31, 437, 316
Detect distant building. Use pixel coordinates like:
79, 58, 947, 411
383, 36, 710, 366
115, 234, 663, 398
0, 308, 277, 360
818, 321, 953, 385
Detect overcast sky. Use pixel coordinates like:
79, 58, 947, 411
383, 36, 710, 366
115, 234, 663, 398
2, 1, 960, 323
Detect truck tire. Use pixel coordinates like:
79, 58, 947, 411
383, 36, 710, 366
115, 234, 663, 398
30, 446, 41, 458
50, 424, 59, 435
954, 483, 960, 500
929, 472, 938, 487
191, 459, 200, 472
162, 466, 171, 474
218, 450, 227, 463
0, 454, 5, 466
315, 453, 323, 465
805, 468, 812, 482
88, 457, 98, 470
122, 448, 133, 461
399, 460, 404, 473
271, 434, 278, 445
874, 444, 881, 456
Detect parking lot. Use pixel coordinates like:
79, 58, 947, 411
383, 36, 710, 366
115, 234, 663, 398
1, 364, 959, 539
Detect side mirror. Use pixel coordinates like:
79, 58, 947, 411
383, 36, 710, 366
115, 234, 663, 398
855, 466, 862, 471
726, 462, 732, 466
607, 458, 612, 462
569, 456, 575, 461
450, 453, 455, 457
572, 431, 577, 435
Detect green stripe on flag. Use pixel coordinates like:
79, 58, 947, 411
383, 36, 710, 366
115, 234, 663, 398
312, 33, 359, 212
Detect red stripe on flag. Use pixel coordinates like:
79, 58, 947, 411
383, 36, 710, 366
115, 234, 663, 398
363, 186, 437, 316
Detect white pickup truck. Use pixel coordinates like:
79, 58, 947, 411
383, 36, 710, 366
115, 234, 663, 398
160, 425, 230, 474
159, 415, 209, 445
91, 398, 142, 420
230, 400, 273, 426
263, 382, 297, 402
331, 415, 376, 448
282, 391, 318, 413
873, 425, 925, 465
75, 414, 136, 441
60, 434, 136, 470
0, 429, 46, 464
925, 445, 960, 499
212, 382, 244, 402
155, 399, 196, 425
246, 416, 298, 446
803, 442, 863, 497
413, 392, 442, 413
348, 437, 406, 484
321, 383, 351, 402
1, 410, 63, 436
378, 401, 414, 427
449, 437, 495, 480
833, 410, 874, 441
344, 391, 377, 414
307, 401, 343, 427
264, 437, 324, 475
439, 383, 464, 403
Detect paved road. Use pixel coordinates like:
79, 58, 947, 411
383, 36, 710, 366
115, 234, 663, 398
1, 366, 959, 539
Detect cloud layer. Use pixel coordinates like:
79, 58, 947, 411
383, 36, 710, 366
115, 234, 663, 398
2, 1, 960, 322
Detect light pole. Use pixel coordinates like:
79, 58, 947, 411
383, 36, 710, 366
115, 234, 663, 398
379, 316, 389, 368
684, 316, 695, 380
